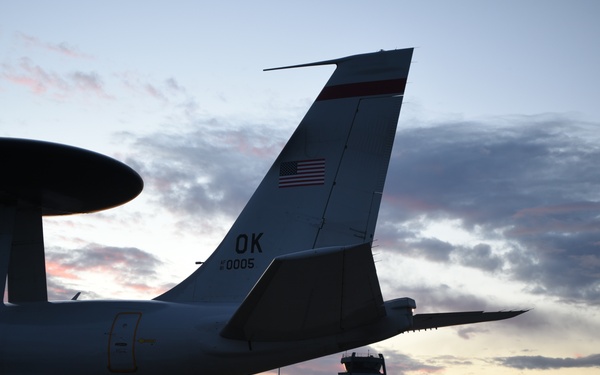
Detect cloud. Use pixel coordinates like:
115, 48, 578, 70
117, 72, 189, 104
125, 119, 287, 226
496, 353, 600, 369
1, 57, 111, 99
393, 284, 494, 312
3, 33, 191, 105
16, 32, 93, 59
379, 116, 600, 305
405, 237, 453, 262
165, 77, 185, 93
46, 276, 103, 301
48, 244, 160, 275
45, 244, 167, 299
2, 58, 66, 94
454, 243, 504, 272
456, 326, 488, 339
0, 34, 107, 99
112, 113, 600, 308
71, 71, 106, 96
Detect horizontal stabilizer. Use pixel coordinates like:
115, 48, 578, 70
221, 243, 385, 341
411, 310, 528, 331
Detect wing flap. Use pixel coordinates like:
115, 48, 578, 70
411, 310, 528, 331
221, 243, 385, 341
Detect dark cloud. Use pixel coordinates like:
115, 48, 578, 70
379, 116, 600, 305
119, 113, 600, 308
398, 238, 503, 272
496, 353, 600, 369
128, 120, 287, 223
384, 117, 600, 226
455, 243, 503, 272
406, 237, 453, 262
116, 114, 600, 310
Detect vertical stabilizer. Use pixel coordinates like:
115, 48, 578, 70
157, 49, 413, 303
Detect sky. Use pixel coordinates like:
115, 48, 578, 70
1, 1, 600, 374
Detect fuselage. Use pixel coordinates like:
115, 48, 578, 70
0, 300, 412, 375
2, 300, 229, 374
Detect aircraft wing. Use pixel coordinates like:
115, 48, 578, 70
221, 243, 386, 341
411, 310, 528, 331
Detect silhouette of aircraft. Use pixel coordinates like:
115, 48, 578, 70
0, 48, 525, 374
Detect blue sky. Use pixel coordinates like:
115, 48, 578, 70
2, 1, 600, 374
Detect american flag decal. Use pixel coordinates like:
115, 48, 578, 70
279, 158, 325, 188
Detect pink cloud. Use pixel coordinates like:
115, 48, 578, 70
46, 260, 80, 280
2, 58, 67, 94
44, 245, 166, 299
2, 58, 112, 99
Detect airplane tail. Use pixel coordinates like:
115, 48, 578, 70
157, 49, 414, 303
